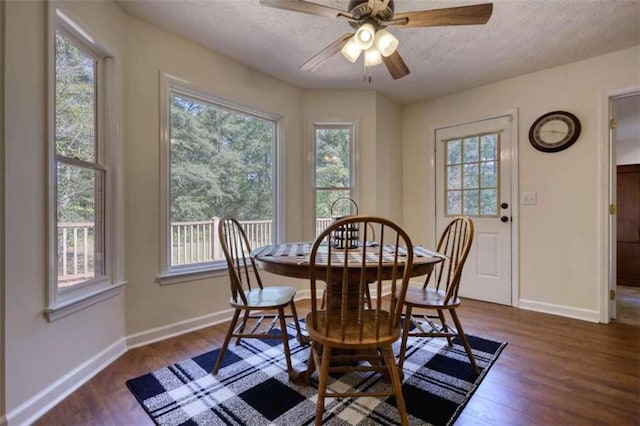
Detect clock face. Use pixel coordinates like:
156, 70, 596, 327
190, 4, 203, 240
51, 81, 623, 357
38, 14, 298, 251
529, 111, 581, 152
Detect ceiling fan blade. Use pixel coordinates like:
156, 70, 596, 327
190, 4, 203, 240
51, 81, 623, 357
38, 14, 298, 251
300, 33, 353, 72
390, 3, 493, 28
382, 51, 410, 80
260, 0, 353, 20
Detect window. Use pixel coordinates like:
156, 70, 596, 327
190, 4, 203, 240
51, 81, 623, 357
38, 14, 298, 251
445, 133, 499, 217
312, 123, 356, 237
46, 10, 123, 321
159, 76, 281, 282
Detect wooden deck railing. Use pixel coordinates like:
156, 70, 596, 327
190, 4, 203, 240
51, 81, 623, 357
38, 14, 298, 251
58, 217, 335, 281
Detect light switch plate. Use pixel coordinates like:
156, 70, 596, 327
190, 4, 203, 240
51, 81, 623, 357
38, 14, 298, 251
521, 192, 537, 205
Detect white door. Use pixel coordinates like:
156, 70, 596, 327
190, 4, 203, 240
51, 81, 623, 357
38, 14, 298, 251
435, 115, 514, 305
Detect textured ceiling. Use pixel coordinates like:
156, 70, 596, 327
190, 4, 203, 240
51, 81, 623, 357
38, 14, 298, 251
116, 0, 640, 105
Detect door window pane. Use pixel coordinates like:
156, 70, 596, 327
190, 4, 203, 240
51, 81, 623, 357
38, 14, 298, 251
463, 137, 479, 162
480, 134, 497, 161
481, 189, 498, 215
447, 165, 462, 190
481, 161, 497, 187
447, 191, 462, 216
463, 190, 480, 216
446, 139, 462, 165
445, 132, 499, 217
463, 163, 479, 189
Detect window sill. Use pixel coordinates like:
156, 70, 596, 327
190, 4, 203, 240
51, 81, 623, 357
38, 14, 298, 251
44, 281, 126, 322
157, 266, 228, 286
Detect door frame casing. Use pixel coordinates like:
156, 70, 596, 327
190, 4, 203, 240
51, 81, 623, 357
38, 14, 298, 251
431, 109, 520, 307
601, 86, 640, 323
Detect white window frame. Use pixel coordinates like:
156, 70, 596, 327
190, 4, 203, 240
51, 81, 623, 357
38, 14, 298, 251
308, 121, 358, 238
157, 73, 284, 285
45, 7, 125, 322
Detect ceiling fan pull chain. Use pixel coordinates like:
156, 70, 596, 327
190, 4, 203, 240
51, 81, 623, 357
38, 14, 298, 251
363, 62, 372, 83
363, 64, 372, 84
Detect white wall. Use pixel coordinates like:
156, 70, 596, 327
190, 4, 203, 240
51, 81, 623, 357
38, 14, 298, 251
618, 139, 640, 164
3, 0, 127, 422
123, 14, 306, 336
403, 45, 640, 319
375, 93, 404, 224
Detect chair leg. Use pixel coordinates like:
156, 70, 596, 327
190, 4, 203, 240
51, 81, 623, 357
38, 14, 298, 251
213, 309, 241, 374
449, 308, 480, 375
381, 345, 408, 426
304, 341, 318, 385
314, 344, 331, 426
289, 300, 308, 344
235, 310, 250, 345
437, 309, 454, 346
277, 307, 295, 377
398, 305, 413, 371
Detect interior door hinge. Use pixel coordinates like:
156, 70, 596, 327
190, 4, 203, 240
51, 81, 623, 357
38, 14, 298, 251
610, 289, 616, 300
609, 118, 617, 129
609, 204, 616, 215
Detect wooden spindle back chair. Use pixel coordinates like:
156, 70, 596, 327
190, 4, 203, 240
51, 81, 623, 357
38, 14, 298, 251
212, 217, 304, 380
398, 216, 478, 374
305, 215, 414, 425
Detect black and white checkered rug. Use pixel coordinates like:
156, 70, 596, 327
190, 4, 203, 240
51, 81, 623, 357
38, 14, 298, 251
127, 322, 505, 425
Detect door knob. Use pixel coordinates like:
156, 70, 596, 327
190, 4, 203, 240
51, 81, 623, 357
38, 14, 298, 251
500, 216, 509, 223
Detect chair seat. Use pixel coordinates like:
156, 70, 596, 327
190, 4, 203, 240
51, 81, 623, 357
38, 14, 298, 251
305, 311, 400, 348
231, 286, 296, 309
404, 285, 461, 308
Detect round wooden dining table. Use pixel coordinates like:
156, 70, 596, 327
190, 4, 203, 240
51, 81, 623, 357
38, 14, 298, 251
253, 242, 444, 282
252, 241, 444, 384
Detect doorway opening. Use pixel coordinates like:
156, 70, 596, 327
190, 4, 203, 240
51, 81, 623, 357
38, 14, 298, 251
608, 91, 640, 326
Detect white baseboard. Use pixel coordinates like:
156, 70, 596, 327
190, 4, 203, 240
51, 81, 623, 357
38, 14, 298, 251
518, 298, 601, 323
126, 308, 234, 349
126, 292, 314, 349
5, 338, 127, 426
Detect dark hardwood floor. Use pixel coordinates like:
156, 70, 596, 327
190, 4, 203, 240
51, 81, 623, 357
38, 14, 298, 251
35, 299, 640, 425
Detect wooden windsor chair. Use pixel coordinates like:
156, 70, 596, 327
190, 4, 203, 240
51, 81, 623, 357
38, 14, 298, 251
305, 215, 414, 425
212, 217, 305, 381
398, 216, 479, 375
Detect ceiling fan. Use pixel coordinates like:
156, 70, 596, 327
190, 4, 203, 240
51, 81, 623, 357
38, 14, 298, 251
260, 0, 493, 80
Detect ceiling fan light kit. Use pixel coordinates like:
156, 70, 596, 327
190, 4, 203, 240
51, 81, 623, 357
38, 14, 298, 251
364, 47, 383, 67
340, 38, 362, 63
260, 0, 493, 80
374, 29, 398, 57
354, 22, 376, 49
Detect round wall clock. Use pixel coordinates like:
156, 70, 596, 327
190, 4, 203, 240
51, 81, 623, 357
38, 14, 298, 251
528, 111, 581, 152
